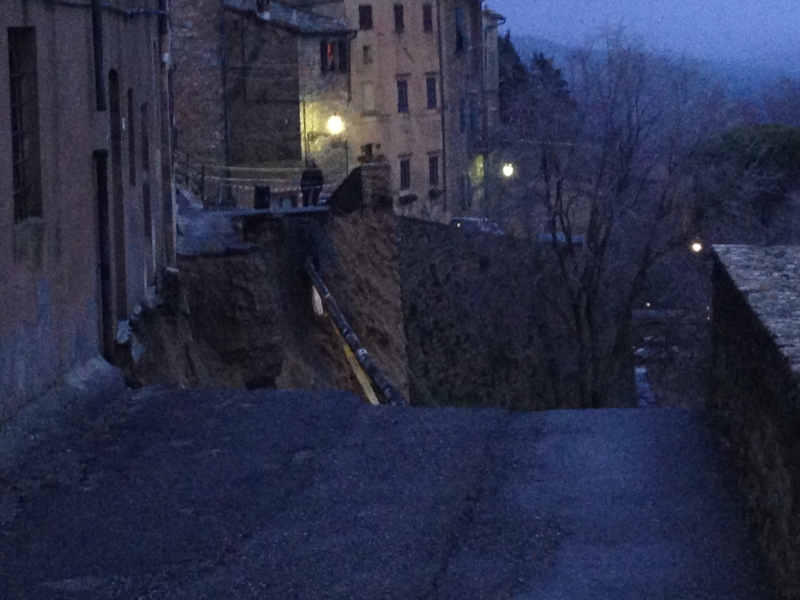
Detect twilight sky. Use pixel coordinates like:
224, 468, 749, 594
488, 0, 800, 73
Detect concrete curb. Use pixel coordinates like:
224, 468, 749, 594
0, 356, 125, 476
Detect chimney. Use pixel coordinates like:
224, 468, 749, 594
256, 0, 270, 18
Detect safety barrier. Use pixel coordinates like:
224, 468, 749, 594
306, 262, 406, 407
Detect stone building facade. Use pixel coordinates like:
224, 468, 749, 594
330, 0, 503, 220
0, 0, 175, 421
172, 0, 503, 219
171, 0, 354, 194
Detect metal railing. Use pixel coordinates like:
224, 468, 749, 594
307, 261, 407, 407
175, 153, 340, 211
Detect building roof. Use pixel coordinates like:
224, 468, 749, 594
223, 0, 352, 35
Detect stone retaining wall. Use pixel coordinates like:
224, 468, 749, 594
712, 245, 800, 598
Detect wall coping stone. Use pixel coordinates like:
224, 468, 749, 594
714, 244, 800, 373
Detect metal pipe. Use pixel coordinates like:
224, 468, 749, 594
306, 262, 406, 406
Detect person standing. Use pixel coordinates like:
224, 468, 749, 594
301, 159, 325, 207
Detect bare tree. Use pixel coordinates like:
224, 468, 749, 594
500, 30, 729, 408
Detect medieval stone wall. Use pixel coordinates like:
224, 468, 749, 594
712, 245, 800, 599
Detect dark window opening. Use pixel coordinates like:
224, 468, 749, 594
468, 95, 479, 139
455, 7, 467, 52
394, 4, 405, 33
320, 40, 348, 73
363, 45, 373, 65
426, 76, 437, 109
400, 158, 411, 190
397, 79, 409, 113
428, 155, 439, 187
9, 27, 43, 224
423, 4, 433, 32
127, 88, 136, 186
359, 5, 373, 30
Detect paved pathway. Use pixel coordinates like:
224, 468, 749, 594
0, 389, 774, 599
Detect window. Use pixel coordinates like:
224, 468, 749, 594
320, 40, 348, 73
469, 94, 479, 138
359, 5, 373, 30
426, 76, 437, 109
394, 4, 405, 33
362, 81, 376, 113
423, 3, 433, 32
363, 45, 373, 65
428, 155, 439, 187
9, 28, 43, 223
396, 79, 409, 113
455, 7, 468, 52
400, 158, 411, 190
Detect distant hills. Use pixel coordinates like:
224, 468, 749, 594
507, 34, 800, 101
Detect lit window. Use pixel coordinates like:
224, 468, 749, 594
397, 79, 409, 113
320, 40, 348, 74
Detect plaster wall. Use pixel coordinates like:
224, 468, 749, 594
0, 0, 169, 421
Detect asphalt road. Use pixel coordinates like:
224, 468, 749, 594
0, 389, 775, 599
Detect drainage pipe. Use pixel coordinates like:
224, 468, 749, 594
306, 262, 406, 406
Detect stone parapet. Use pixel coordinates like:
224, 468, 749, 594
712, 244, 800, 598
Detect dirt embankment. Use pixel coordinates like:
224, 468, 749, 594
124, 172, 409, 402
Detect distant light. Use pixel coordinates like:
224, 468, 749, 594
502, 163, 515, 178
327, 115, 345, 135
646, 303, 651, 308
691, 241, 703, 254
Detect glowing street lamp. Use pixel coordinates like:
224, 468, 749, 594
502, 163, 515, 178
690, 241, 703, 254
326, 115, 345, 135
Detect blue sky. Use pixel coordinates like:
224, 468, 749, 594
488, 0, 800, 73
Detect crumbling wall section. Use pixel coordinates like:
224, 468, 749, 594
711, 245, 800, 599
318, 165, 410, 400
124, 250, 284, 389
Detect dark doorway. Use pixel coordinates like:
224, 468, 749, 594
141, 102, 154, 286
108, 70, 128, 319
94, 150, 114, 360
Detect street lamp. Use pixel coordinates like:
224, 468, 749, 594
326, 115, 348, 180
502, 163, 515, 178
327, 115, 345, 135
690, 241, 703, 254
